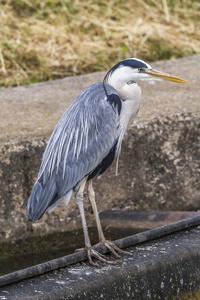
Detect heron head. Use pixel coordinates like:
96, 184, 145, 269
105, 58, 188, 85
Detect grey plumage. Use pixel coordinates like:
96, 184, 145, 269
28, 58, 187, 265
28, 83, 122, 222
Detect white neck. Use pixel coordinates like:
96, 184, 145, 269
107, 65, 142, 135
107, 65, 143, 174
107, 66, 142, 101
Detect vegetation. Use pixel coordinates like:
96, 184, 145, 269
0, 0, 199, 87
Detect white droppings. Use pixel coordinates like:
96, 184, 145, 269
177, 287, 180, 296
100, 293, 104, 298
147, 290, 151, 298
55, 281, 66, 285
85, 271, 92, 275
34, 290, 43, 294
161, 281, 164, 289
135, 246, 157, 251
180, 278, 184, 287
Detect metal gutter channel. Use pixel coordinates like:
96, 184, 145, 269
0, 215, 200, 289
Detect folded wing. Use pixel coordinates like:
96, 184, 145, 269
28, 83, 122, 221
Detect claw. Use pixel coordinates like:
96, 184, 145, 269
89, 248, 116, 265
94, 239, 131, 258
74, 240, 130, 266
106, 241, 131, 256
104, 241, 120, 258
74, 246, 117, 266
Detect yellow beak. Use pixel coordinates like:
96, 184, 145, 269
145, 69, 188, 83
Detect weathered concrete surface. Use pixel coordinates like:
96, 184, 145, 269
1, 225, 200, 299
0, 56, 199, 246
0, 55, 199, 144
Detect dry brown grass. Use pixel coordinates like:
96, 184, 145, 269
0, 0, 199, 87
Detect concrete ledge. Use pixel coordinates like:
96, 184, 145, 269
0, 56, 200, 247
1, 216, 200, 299
0, 113, 199, 246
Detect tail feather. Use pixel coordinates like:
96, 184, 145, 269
28, 179, 57, 222
47, 189, 73, 213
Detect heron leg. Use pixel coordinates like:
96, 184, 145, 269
88, 180, 105, 241
88, 180, 130, 258
76, 178, 115, 266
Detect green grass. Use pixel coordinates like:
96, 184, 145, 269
0, 0, 199, 87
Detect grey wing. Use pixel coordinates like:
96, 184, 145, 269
28, 83, 121, 221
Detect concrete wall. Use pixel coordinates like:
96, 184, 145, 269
0, 55, 199, 246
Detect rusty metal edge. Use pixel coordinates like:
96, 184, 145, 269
1, 214, 200, 288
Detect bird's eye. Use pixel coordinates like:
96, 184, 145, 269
138, 68, 143, 72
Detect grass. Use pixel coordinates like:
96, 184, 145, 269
0, 0, 199, 87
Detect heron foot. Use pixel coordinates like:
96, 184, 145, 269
75, 247, 117, 266
95, 239, 131, 258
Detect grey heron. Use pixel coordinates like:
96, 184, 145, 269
28, 58, 187, 266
